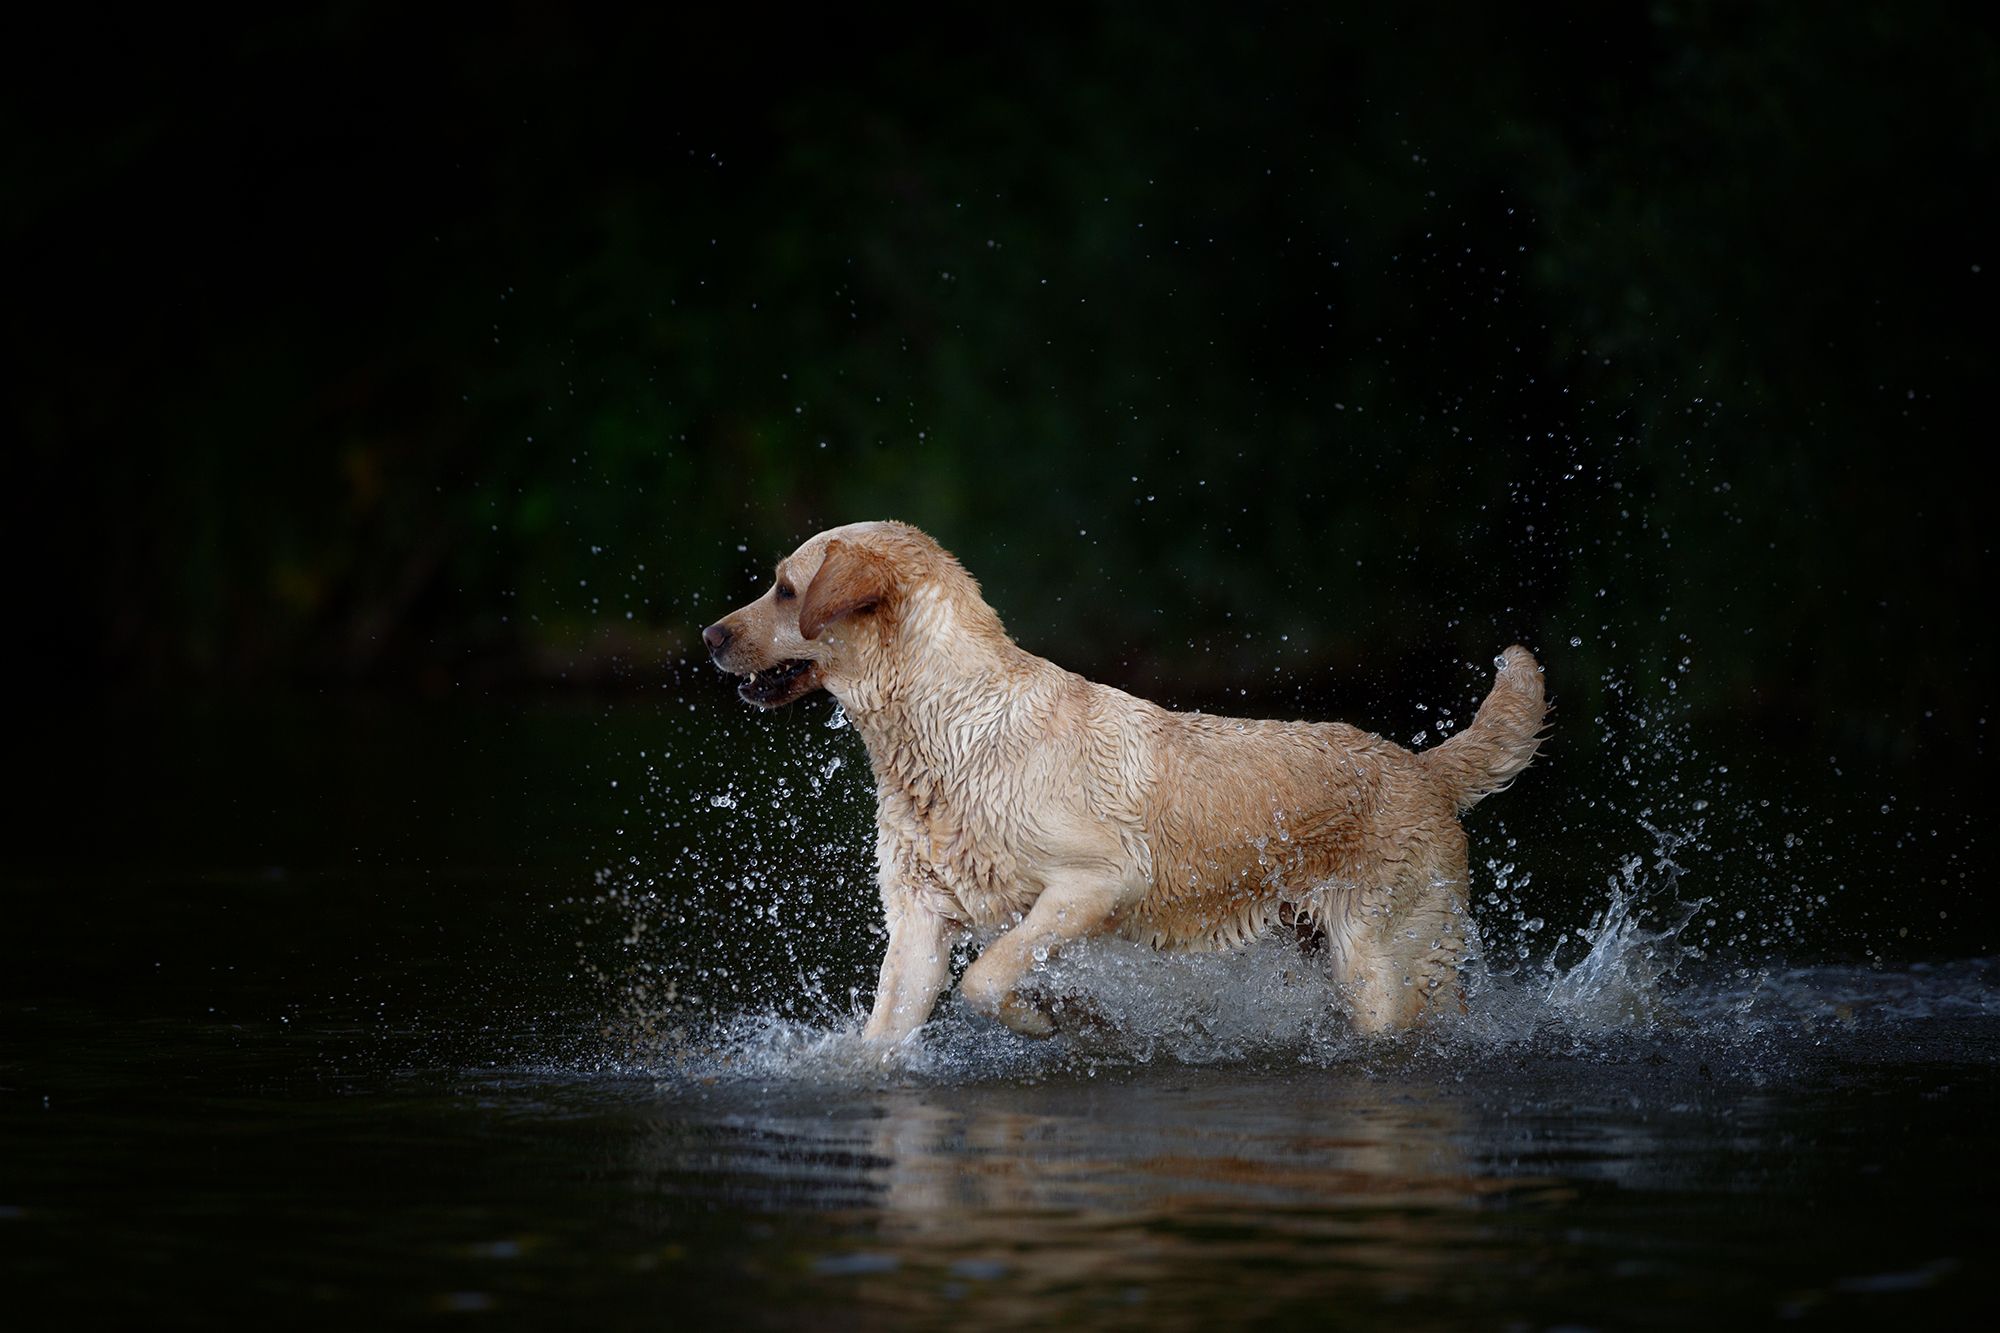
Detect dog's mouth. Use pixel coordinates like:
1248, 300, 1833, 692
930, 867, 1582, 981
737, 658, 822, 708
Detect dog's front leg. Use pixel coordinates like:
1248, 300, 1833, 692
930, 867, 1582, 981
958, 875, 1130, 1038
861, 895, 960, 1045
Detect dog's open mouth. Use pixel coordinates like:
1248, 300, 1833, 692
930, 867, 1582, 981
737, 658, 821, 708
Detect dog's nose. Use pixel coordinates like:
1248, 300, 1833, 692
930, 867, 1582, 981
702, 622, 733, 655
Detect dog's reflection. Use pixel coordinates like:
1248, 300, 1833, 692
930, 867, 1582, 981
658, 1073, 1563, 1323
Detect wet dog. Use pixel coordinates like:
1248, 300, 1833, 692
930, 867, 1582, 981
705, 521, 1546, 1043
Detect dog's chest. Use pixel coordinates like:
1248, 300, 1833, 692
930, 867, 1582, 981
875, 772, 1041, 929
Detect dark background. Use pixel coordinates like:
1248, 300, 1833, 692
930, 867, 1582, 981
6, 4, 1993, 946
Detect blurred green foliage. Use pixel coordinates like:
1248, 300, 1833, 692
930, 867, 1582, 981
7, 3, 1992, 774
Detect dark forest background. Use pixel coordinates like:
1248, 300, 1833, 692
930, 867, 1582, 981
5, 5, 1994, 935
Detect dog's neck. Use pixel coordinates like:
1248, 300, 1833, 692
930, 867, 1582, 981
828, 586, 1048, 784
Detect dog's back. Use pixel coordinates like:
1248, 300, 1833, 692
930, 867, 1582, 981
1115, 707, 1454, 949
1092, 650, 1546, 1027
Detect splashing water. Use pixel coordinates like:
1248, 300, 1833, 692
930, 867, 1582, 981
587, 858, 1733, 1088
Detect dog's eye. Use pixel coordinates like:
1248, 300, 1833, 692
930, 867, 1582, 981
775, 581, 795, 601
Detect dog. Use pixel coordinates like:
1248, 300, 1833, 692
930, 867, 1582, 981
703, 521, 1546, 1043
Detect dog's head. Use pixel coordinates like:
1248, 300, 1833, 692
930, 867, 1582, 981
702, 521, 973, 710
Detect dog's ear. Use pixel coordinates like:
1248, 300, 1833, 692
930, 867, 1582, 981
799, 539, 895, 640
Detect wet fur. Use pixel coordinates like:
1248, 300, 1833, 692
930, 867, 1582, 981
706, 521, 1547, 1043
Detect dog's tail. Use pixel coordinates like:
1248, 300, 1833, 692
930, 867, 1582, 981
1420, 645, 1548, 812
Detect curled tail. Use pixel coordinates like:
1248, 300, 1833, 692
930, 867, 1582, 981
1421, 645, 1549, 811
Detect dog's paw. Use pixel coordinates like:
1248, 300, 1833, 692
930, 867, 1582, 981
997, 994, 1059, 1039
1047, 991, 1117, 1036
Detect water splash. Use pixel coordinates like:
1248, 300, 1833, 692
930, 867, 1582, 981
588, 869, 1740, 1088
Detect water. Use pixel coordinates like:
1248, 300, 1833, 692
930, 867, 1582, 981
4, 693, 1994, 1326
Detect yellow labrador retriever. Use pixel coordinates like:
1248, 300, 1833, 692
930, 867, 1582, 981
703, 521, 1546, 1043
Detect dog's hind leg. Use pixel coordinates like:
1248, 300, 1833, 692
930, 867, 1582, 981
1330, 869, 1470, 1034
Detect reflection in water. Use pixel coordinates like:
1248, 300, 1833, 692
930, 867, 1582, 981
640, 1071, 1575, 1325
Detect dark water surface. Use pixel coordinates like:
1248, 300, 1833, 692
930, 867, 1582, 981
4, 696, 1994, 1328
